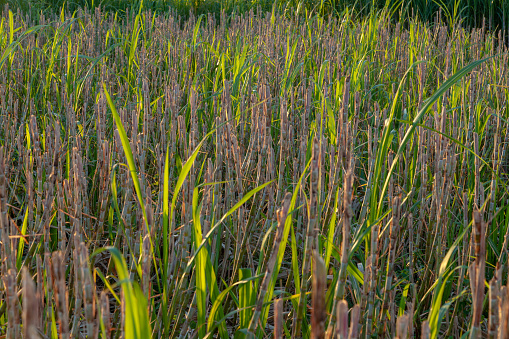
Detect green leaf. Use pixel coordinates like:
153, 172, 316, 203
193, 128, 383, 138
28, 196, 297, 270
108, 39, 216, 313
263, 158, 312, 328
93, 247, 152, 339
427, 225, 471, 338
207, 274, 262, 333
103, 85, 147, 231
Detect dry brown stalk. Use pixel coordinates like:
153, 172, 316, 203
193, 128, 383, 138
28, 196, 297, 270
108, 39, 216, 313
395, 314, 409, 339
22, 267, 40, 339
348, 305, 360, 339
79, 243, 97, 338
101, 291, 112, 339
488, 276, 499, 339
311, 251, 327, 339
51, 251, 70, 339
0, 151, 13, 271
336, 300, 349, 339
4, 268, 20, 339
469, 209, 486, 338
71, 235, 83, 338
274, 298, 284, 339
500, 283, 509, 339
421, 320, 430, 339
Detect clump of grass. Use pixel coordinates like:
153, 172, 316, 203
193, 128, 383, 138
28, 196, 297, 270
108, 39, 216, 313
0, 3, 509, 338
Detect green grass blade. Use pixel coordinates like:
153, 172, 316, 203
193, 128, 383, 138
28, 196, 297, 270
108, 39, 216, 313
103, 84, 147, 230
378, 57, 493, 213
93, 247, 152, 339
262, 158, 312, 329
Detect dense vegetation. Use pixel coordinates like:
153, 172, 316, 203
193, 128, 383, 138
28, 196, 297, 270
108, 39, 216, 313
3, 0, 509, 31
0, 2, 509, 338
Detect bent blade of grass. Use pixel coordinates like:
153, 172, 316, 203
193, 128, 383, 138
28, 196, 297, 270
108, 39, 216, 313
76, 42, 122, 102
94, 269, 121, 304
166, 180, 273, 336
427, 225, 471, 338
103, 84, 147, 230
369, 61, 424, 222
399, 120, 509, 197
428, 267, 463, 338
105, 85, 163, 290
92, 247, 152, 339
378, 56, 493, 213
349, 208, 391, 259
162, 122, 230, 335
262, 158, 312, 330
207, 274, 263, 334
0, 24, 48, 71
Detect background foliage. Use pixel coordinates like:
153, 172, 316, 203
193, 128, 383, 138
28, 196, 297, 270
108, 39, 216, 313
2, 0, 508, 31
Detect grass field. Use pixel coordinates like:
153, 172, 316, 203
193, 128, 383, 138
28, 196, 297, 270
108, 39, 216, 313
0, 2, 509, 338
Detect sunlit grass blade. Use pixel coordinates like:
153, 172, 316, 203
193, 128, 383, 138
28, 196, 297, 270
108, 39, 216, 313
93, 247, 152, 339
378, 57, 493, 213
103, 84, 148, 229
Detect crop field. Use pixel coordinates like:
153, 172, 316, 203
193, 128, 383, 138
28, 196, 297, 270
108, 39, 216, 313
0, 2, 509, 338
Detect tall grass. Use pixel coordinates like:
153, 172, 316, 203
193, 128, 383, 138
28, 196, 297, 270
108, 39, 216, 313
0, 3, 509, 338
